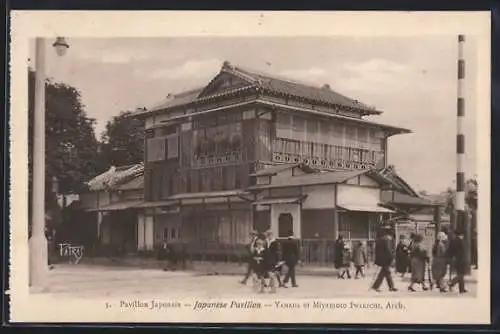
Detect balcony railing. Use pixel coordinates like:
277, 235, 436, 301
193, 150, 243, 169
272, 137, 384, 170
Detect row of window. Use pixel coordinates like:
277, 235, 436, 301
193, 123, 242, 156
276, 113, 383, 148
147, 166, 246, 200
273, 138, 383, 163
147, 135, 179, 162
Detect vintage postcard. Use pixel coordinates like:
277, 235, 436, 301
9, 11, 491, 324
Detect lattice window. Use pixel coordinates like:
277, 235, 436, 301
345, 125, 356, 147
331, 123, 343, 146
147, 137, 166, 162
292, 116, 306, 142
338, 214, 351, 239
276, 113, 292, 139
166, 135, 179, 159
358, 127, 369, 149
306, 119, 318, 143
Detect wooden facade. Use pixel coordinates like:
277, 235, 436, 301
137, 61, 412, 250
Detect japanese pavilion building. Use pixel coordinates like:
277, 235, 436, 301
79, 61, 435, 264
122, 61, 434, 262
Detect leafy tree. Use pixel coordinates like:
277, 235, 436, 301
99, 111, 145, 169
28, 69, 100, 231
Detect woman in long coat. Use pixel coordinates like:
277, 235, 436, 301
352, 241, 367, 279
408, 234, 430, 292
432, 232, 449, 292
339, 242, 352, 279
395, 235, 411, 277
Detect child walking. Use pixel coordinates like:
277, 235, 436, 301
352, 240, 368, 279
339, 242, 352, 279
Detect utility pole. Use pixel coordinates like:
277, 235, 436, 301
29, 37, 69, 290
455, 34, 471, 275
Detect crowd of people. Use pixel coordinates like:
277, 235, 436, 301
239, 230, 300, 293
368, 226, 469, 294
392, 228, 469, 293
238, 225, 470, 295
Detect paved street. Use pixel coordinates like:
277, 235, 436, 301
40, 264, 477, 299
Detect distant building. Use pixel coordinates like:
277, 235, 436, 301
80, 164, 144, 254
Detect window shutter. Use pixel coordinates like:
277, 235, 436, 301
166, 135, 179, 159
147, 137, 166, 162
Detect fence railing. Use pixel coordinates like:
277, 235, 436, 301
299, 238, 377, 266
83, 239, 384, 266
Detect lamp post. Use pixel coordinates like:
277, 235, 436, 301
29, 37, 69, 290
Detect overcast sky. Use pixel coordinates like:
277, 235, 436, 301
32, 36, 478, 194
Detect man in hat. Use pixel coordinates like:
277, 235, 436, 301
446, 230, 468, 294
281, 230, 300, 288
240, 230, 259, 285
371, 225, 398, 292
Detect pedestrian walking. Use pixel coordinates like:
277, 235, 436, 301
264, 230, 283, 292
371, 225, 398, 292
334, 234, 346, 278
407, 232, 416, 274
158, 240, 177, 271
446, 230, 468, 294
352, 240, 367, 279
281, 230, 300, 288
432, 232, 449, 292
339, 242, 352, 279
240, 230, 259, 285
408, 234, 430, 292
395, 235, 410, 277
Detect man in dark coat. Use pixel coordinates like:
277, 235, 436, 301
395, 235, 410, 277
371, 226, 398, 292
334, 234, 346, 278
281, 231, 300, 288
240, 230, 259, 285
447, 230, 468, 293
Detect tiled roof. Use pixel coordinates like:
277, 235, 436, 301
384, 191, 432, 206
249, 169, 368, 190
117, 174, 144, 190
250, 163, 300, 177
137, 61, 382, 116
232, 65, 380, 114
145, 88, 203, 114
378, 165, 419, 197
86, 163, 144, 191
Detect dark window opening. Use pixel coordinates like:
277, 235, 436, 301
278, 213, 294, 238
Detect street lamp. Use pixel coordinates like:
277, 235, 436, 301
52, 37, 69, 57
29, 37, 69, 290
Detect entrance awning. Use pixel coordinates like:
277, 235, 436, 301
253, 196, 304, 206
337, 204, 395, 213
87, 200, 143, 212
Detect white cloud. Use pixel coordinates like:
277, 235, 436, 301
335, 58, 417, 95
148, 58, 222, 81
279, 67, 328, 84
78, 51, 155, 64
343, 58, 410, 75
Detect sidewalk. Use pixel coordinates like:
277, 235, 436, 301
73, 257, 478, 283
37, 264, 478, 299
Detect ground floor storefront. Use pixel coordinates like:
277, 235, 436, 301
130, 203, 393, 265
82, 167, 440, 265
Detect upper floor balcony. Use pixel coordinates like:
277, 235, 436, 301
271, 137, 385, 170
